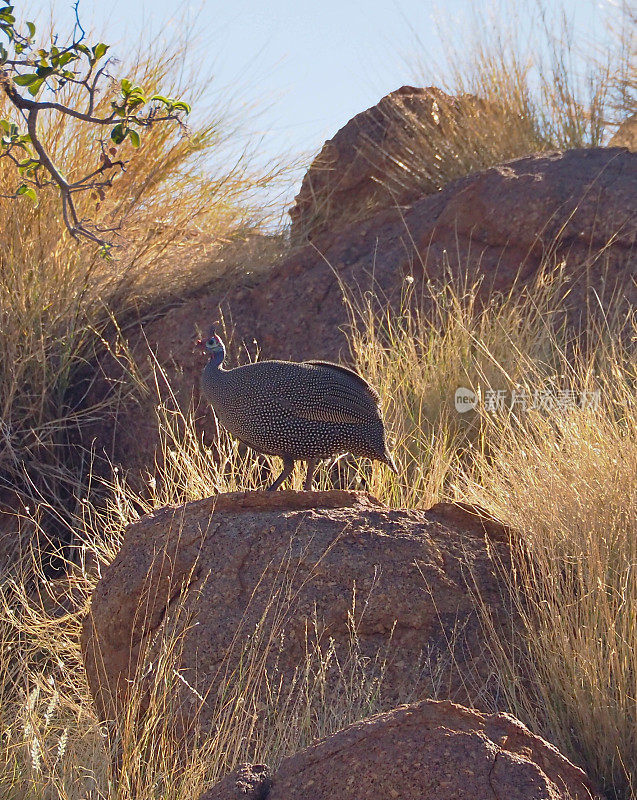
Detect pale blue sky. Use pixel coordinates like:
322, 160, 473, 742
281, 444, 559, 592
25, 0, 618, 205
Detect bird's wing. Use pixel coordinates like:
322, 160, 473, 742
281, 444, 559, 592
275, 363, 382, 424
304, 361, 381, 402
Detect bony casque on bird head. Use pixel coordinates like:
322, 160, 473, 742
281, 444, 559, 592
198, 325, 397, 491
201, 327, 225, 366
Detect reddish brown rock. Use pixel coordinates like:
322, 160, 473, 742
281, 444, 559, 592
81, 491, 510, 741
201, 700, 601, 800
165, 147, 636, 364
288, 85, 526, 244
289, 86, 458, 242
89, 146, 636, 474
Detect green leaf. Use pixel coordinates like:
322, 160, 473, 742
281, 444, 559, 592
0, 119, 10, 133
120, 78, 131, 95
26, 20, 35, 38
127, 96, 145, 110
35, 65, 54, 78
58, 52, 78, 67
110, 123, 127, 144
16, 184, 37, 202
149, 94, 169, 104
18, 160, 38, 176
98, 243, 113, 260
171, 100, 191, 114
128, 129, 140, 148
13, 73, 39, 86
0, 43, 7, 63
92, 42, 108, 60
27, 79, 44, 96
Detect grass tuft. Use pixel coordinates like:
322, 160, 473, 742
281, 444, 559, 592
0, 34, 285, 556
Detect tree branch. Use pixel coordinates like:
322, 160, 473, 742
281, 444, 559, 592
0, 7, 190, 252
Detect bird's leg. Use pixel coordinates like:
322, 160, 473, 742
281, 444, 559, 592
267, 456, 295, 491
304, 458, 318, 491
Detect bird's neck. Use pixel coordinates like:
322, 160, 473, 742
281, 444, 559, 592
209, 350, 225, 369
203, 356, 231, 402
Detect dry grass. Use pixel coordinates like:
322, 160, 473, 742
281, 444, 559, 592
0, 35, 286, 540
455, 358, 636, 799
352, 1, 636, 227
345, 263, 636, 798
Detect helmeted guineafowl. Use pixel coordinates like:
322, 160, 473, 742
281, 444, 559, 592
199, 328, 397, 491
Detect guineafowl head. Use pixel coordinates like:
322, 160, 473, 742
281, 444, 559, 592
202, 327, 225, 367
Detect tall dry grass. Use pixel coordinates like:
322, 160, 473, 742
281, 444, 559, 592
0, 35, 285, 541
457, 376, 636, 799
346, 263, 636, 799
357, 0, 636, 219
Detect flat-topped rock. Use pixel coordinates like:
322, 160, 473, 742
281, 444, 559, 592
82, 491, 511, 743
142, 489, 384, 519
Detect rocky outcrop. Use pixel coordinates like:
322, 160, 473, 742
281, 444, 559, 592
81, 491, 510, 742
201, 699, 601, 800
90, 142, 636, 473
149, 148, 636, 367
289, 85, 515, 243
287, 85, 548, 246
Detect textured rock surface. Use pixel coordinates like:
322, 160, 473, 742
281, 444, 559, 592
288, 85, 504, 243
145, 147, 637, 362
82, 491, 510, 739
88, 133, 635, 474
201, 699, 601, 800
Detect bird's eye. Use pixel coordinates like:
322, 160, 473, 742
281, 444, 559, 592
207, 338, 215, 346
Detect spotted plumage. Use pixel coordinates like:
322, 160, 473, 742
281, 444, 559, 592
200, 329, 397, 490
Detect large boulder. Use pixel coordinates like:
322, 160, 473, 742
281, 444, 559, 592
201, 699, 601, 800
89, 144, 636, 473
288, 85, 518, 243
250, 147, 635, 361
163, 147, 637, 364
81, 491, 510, 742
